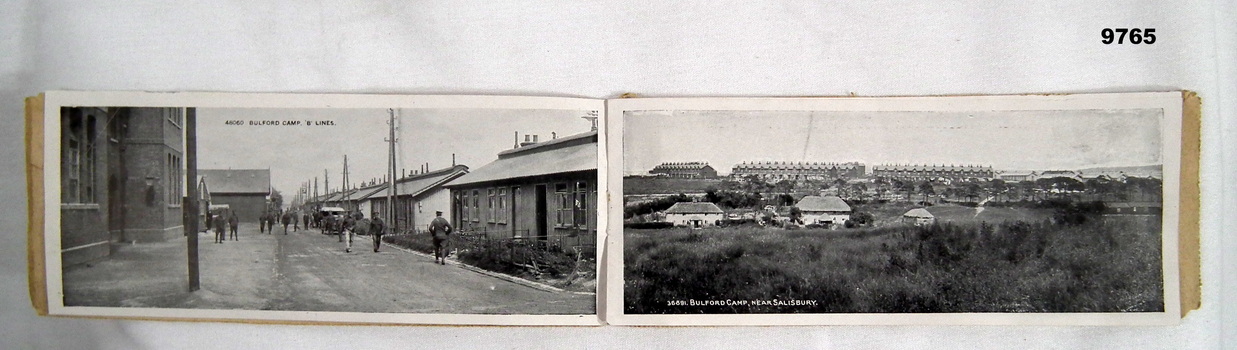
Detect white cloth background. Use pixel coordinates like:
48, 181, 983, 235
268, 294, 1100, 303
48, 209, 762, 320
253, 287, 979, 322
1, 1, 1234, 349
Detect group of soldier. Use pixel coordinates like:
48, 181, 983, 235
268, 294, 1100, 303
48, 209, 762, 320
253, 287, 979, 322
208, 211, 240, 244
205, 205, 454, 261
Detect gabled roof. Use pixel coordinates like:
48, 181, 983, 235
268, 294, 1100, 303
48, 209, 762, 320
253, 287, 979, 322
447, 131, 597, 187
795, 195, 852, 212
353, 183, 390, 201
903, 208, 934, 218
322, 188, 361, 202
397, 165, 470, 198
199, 169, 270, 194
664, 202, 724, 214
196, 175, 211, 202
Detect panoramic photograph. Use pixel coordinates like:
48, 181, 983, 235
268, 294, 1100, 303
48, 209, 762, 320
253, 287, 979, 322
56, 104, 599, 317
621, 108, 1168, 314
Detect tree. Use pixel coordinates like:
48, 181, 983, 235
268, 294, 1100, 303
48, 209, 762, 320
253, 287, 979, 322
269, 189, 284, 211
917, 181, 936, 204
788, 206, 803, 225
988, 179, 1008, 202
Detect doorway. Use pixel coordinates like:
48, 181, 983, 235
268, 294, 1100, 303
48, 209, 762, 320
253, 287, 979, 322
535, 184, 547, 241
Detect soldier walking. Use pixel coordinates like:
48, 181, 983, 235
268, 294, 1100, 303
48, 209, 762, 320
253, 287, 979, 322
429, 211, 452, 265
370, 212, 386, 253
281, 211, 293, 235
227, 212, 239, 241
259, 212, 268, 233
212, 214, 226, 244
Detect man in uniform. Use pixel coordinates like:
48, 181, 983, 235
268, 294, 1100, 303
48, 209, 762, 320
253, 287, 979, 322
282, 211, 293, 236
227, 212, 239, 241
429, 211, 452, 265
370, 212, 386, 253
212, 213, 226, 244
259, 212, 268, 233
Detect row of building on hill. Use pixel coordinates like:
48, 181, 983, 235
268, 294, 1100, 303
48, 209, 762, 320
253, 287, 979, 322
646, 161, 994, 181
646, 160, 1152, 183
649, 162, 717, 178
731, 161, 866, 181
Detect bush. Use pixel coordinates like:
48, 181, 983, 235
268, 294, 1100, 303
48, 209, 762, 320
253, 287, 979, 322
625, 222, 675, 229
625, 214, 1164, 313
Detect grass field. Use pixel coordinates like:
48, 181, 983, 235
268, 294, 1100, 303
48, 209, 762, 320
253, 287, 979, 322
851, 203, 1055, 227
624, 215, 1163, 314
624, 177, 725, 195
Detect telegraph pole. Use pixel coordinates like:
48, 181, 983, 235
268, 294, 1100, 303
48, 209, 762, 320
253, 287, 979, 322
385, 108, 398, 233
185, 107, 200, 291
343, 155, 350, 211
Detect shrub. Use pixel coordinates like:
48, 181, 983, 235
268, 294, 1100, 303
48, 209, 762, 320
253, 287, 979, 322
625, 222, 675, 229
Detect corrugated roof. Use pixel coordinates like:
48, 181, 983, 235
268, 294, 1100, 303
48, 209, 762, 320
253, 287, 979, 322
795, 195, 852, 212
199, 169, 270, 194
448, 132, 596, 187
903, 208, 934, 218
397, 165, 469, 197
353, 184, 389, 200
665, 202, 724, 214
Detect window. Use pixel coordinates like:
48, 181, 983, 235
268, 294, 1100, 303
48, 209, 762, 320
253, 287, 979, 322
574, 181, 588, 228
167, 154, 183, 206
458, 192, 468, 222
487, 188, 495, 223
497, 188, 507, 224
62, 110, 97, 204
166, 108, 183, 129
471, 190, 480, 222
555, 183, 570, 227
555, 182, 588, 228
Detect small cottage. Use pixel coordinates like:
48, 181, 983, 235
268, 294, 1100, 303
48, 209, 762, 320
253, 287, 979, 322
663, 202, 725, 228
794, 195, 852, 225
902, 208, 935, 226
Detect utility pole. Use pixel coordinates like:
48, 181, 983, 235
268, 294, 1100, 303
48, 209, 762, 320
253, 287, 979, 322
185, 107, 200, 291
343, 155, 350, 211
324, 169, 329, 203
385, 108, 398, 233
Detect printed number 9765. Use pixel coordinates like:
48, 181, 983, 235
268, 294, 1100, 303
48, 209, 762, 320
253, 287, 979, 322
1102, 28, 1156, 44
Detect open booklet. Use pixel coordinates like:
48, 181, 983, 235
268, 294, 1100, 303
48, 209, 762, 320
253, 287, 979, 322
26, 91, 1199, 326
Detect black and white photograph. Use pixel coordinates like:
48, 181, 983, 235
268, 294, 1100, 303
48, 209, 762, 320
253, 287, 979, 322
606, 93, 1183, 325
44, 92, 602, 325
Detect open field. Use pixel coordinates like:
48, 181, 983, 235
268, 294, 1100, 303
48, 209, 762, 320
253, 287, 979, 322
624, 215, 1163, 314
624, 176, 725, 195
851, 203, 1055, 227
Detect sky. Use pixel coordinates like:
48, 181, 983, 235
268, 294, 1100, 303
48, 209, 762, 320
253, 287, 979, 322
622, 109, 1163, 176
196, 108, 594, 201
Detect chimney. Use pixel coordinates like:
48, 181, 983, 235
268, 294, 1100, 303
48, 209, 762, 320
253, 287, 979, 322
402, 168, 406, 178
514, 131, 519, 149
520, 134, 538, 147
452, 153, 456, 166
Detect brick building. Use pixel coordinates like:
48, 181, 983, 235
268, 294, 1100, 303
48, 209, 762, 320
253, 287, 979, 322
871, 164, 995, 181
60, 107, 186, 266
730, 161, 865, 181
649, 162, 718, 178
